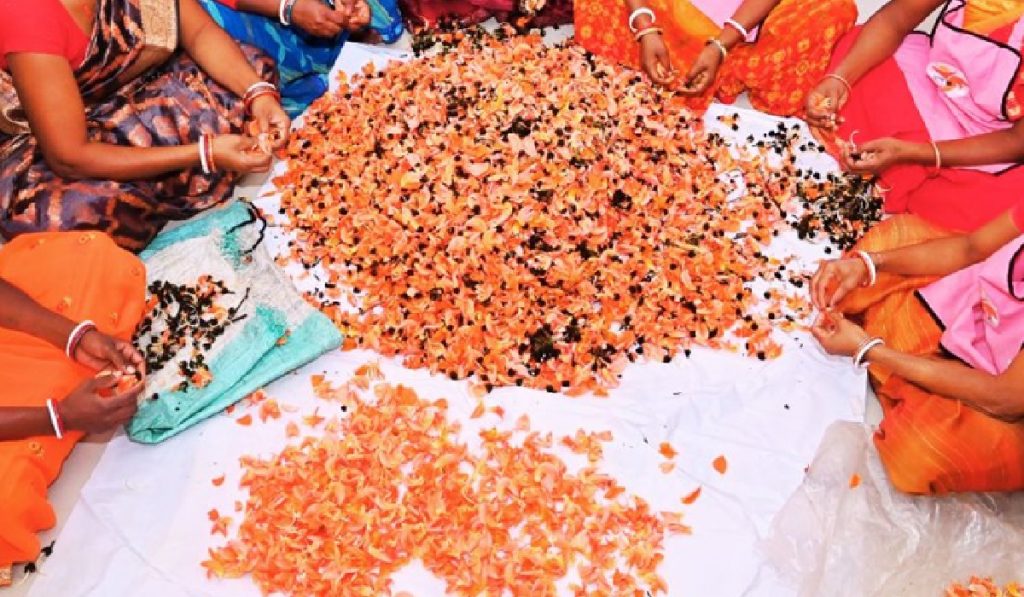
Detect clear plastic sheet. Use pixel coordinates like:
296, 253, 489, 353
763, 421, 1024, 597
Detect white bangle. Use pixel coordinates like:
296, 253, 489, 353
853, 250, 877, 287
278, 0, 291, 25
853, 337, 884, 369
46, 399, 64, 439
724, 18, 750, 41
198, 135, 211, 175
244, 81, 277, 97
707, 38, 728, 60
65, 320, 95, 359
628, 7, 655, 33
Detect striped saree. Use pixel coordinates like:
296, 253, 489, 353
841, 215, 1024, 494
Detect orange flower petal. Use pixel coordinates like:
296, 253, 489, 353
712, 455, 728, 475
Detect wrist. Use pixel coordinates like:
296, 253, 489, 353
716, 27, 743, 50
632, 15, 654, 30
902, 141, 933, 166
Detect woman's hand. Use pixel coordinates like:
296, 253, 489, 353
805, 77, 848, 132
291, 0, 350, 37
247, 95, 290, 153
343, 0, 371, 31
843, 137, 911, 175
639, 34, 675, 86
680, 43, 723, 96
74, 330, 145, 375
57, 373, 145, 434
211, 135, 274, 173
810, 257, 868, 310
810, 312, 871, 358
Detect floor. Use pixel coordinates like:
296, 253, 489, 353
5, 1, 912, 593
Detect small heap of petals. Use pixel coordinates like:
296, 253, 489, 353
204, 376, 686, 595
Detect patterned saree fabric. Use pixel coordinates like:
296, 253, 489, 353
574, 0, 857, 117
840, 216, 1024, 494
0, 232, 146, 567
199, 0, 405, 117
0, 0, 276, 252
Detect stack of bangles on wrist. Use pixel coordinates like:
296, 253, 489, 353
853, 336, 884, 369
65, 319, 96, 360
198, 133, 217, 175
279, 0, 298, 25
243, 81, 279, 114
46, 398, 65, 439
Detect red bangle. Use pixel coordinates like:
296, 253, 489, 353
66, 321, 96, 360
244, 89, 280, 114
203, 133, 217, 173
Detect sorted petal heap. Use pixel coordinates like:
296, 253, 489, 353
204, 377, 685, 595
133, 276, 249, 393
946, 577, 1022, 597
274, 28, 825, 395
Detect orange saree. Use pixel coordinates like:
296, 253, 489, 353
841, 216, 1024, 494
574, 0, 857, 116
0, 232, 146, 572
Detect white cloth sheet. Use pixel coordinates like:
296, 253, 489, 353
28, 44, 865, 597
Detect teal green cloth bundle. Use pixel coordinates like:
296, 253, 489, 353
127, 202, 342, 443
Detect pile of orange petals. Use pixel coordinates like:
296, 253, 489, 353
947, 577, 1022, 597
274, 30, 807, 395
204, 379, 684, 595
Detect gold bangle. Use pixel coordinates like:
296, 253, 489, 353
634, 26, 663, 42
824, 73, 853, 96
930, 140, 942, 177
706, 38, 728, 60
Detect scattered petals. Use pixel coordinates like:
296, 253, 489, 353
712, 455, 728, 475
681, 486, 702, 505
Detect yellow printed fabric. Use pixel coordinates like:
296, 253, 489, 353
963, 0, 1024, 35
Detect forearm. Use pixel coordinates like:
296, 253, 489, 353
50, 142, 200, 181
0, 407, 56, 441
183, 18, 265, 98
832, 1, 939, 83
899, 127, 1024, 169
869, 211, 1020, 277
234, 0, 281, 17
867, 346, 1024, 421
719, 0, 779, 49
0, 279, 76, 348
869, 236, 974, 277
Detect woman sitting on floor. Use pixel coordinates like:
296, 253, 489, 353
0, 232, 147, 586
809, 206, 1024, 494
574, 0, 857, 116
0, 0, 290, 252
199, 0, 393, 117
806, 0, 1024, 232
